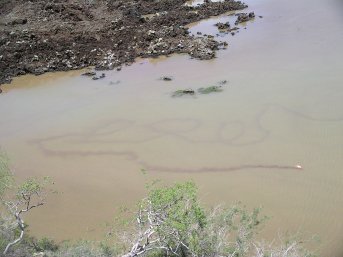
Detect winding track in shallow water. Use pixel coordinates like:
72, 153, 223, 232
137, 162, 303, 173
27, 102, 341, 173
31, 136, 303, 173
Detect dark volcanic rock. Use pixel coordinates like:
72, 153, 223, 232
0, 0, 250, 85
161, 76, 173, 81
215, 22, 230, 30
235, 12, 255, 25
82, 71, 96, 77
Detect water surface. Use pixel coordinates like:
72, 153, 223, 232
1, 0, 343, 256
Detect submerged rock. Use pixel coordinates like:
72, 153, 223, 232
82, 71, 96, 77
172, 89, 195, 97
109, 80, 121, 85
92, 73, 106, 80
215, 22, 230, 30
161, 76, 173, 81
198, 85, 223, 94
218, 80, 228, 85
235, 12, 255, 25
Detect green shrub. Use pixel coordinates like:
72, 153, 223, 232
0, 152, 13, 197
50, 241, 114, 257
120, 181, 266, 257
33, 237, 59, 252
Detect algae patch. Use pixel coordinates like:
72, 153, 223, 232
171, 80, 227, 97
198, 85, 223, 94
172, 89, 196, 97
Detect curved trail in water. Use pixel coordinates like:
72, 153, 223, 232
138, 162, 303, 173
31, 137, 303, 173
30, 134, 303, 174
27, 102, 341, 173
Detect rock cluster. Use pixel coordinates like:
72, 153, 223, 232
0, 0, 248, 85
215, 22, 231, 30
235, 12, 255, 25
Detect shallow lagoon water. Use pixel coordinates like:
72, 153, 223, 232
1, 0, 343, 256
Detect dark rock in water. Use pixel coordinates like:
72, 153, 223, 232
235, 12, 255, 25
172, 89, 195, 97
188, 37, 217, 60
109, 80, 121, 85
33, 68, 45, 75
82, 71, 96, 77
215, 22, 230, 30
218, 80, 228, 85
161, 76, 173, 81
0, 88, 2, 94
229, 27, 239, 32
92, 73, 106, 80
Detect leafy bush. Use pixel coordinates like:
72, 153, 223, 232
0, 152, 13, 197
32, 237, 59, 252
0, 151, 316, 257
48, 241, 119, 257
0, 152, 49, 255
120, 181, 266, 257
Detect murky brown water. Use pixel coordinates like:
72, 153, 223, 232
1, 0, 343, 256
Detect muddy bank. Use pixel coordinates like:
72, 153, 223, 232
0, 0, 248, 85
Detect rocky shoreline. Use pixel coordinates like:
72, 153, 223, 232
0, 0, 250, 86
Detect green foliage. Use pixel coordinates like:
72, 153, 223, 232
148, 181, 207, 252
0, 236, 7, 254
51, 241, 101, 257
16, 177, 50, 200
32, 237, 59, 252
0, 152, 13, 253
120, 181, 267, 257
0, 154, 315, 257
17, 178, 42, 197
0, 151, 51, 255
49, 240, 120, 257
0, 152, 13, 197
98, 241, 120, 257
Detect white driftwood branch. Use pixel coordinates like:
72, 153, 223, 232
3, 193, 44, 255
